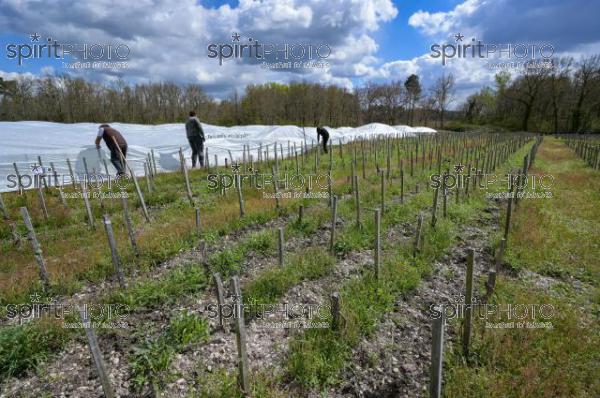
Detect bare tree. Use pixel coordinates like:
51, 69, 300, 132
571, 55, 600, 132
431, 74, 455, 128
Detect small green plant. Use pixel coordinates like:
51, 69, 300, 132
131, 312, 209, 393
240, 230, 276, 256
165, 312, 210, 348
130, 338, 175, 393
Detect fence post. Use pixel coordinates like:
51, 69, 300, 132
414, 213, 423, 258
151, 149, 158, 175
431, 188, 439, 228
400, 163, 404, 204
213, 273, 226, 330
179, 148, 194, 205
13, 162, 24, 194
278, 227, 285, 267
20, 207, 50, 291
80, 181, 95, 229
380, 171, 385, 213
66, 158, 76, 187
504, 177, 514, 242
463, 249, 474, 359
374, 208, 381, 281
272, 166, 280, 210
430, 311, 445, 398
102, 215, 126, 289
230, 276, 250, 393
36, 186, 49, 222
329, 195, 338, 253
331, 292, 340, 331
236, 174, 245, 217
79, 308, 115, 398
354, 175, 361, 228
195, 207, 202, 238
0, 192, 9, 220
144, 162, 153, 194
120, 194, 139, 257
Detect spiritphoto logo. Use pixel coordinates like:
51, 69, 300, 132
207, 32, 331, 69
430, 32, 554, 68
5, 33, 130, 68
5, 163, 131, 199
206, 162, 331, 199
3, 293, 130, 329
429, 164, 554, 197
428, 296, 554, 329
205, 295, 330, 329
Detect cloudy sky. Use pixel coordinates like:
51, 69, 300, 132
1, 0, 599, 105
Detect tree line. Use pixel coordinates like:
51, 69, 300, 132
1, 55, 599, 132
462, 56, 600, 133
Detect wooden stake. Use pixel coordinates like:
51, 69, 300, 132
195, 207, 202, 238
431, 188, 439, 228
66, 158, 76, 187
380, 171, 385, 213
354, 175, 361, 228
230, 276, 249, 393
329, 195, 338, 253
400, 163, 405, 204
13, 162, 24, 194
36, 187, 49, 222
414, 213, 423, 258
151, 149, 158, 175
79, 308, 115, 398
463, 249, 474, 359
20, 207, 50, 291
504, 178, 514, 242
374, 208, 381, 281
236, 174, 245, 217
179, 148, 194, 205
120, 193, 139, 257
430, 311, 445, 398
271, 166, 280, 210
278, 227, 285, 267
0, 192, 9, 220
331, 292, 340, 331
213, 273, 226, 330
80, 181, 95, 229
102, 215, 126, 289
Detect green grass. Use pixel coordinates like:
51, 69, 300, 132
444, 278, 600, 398
502, 139, 600, 283
243, 248, 336, 306
285, 141, 531, 391
106, 263, 207, 308
285, 199, 481, 389
0, 133, 536, 394
444, 138, 600, 397
0, 319, 72, 382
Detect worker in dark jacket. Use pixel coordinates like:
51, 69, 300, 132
316, 126, 330, 153
185, 111, 206, 167
95, 124, 128, 176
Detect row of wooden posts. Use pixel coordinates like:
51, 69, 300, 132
0, 132, 537, 397
561, 134, 600, 170
430, 136, 542, 398
201, 134, 538, 395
